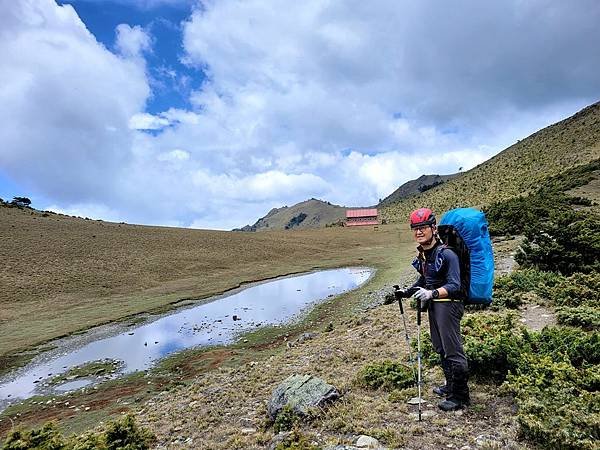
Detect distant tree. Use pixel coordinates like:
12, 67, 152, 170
11, 196, 31, 207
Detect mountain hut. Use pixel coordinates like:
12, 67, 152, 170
345, 208, 379, 226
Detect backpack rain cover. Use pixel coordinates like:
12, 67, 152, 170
439, 208, 495, 304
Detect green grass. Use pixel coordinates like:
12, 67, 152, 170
48, 360, 124, 386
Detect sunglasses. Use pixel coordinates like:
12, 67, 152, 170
412, 225, 431, 234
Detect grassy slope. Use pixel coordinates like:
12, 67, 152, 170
382, 101, 600, 222
0, 206, 404, 360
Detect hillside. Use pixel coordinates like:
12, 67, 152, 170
379, 173, 458, 206
382, 101, 600, 222
235, 198, 347, 231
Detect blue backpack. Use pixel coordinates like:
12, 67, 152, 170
438, 208, 494, 305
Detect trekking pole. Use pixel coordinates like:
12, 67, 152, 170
394, 286, 417, 384
416, 296, 422, 422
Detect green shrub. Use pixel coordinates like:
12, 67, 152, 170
273, 405, 300, 433
528, 327, 600, 367
3, 422, 67, 450
516, 212, 600, 275
491, 269, 563, 310
411, 313, 527, 381
556, 306, 600, 330
103, 414, 154, 450
494, 269, 562, 297
410, 330, 437, 367
2, 415, 154, 450
553, 272, 600, 307
485, 159, 600, 237
356, 360, 415, 391
504, 354, 600, 450
462, 313, 528, 381
273, 429, 319, 450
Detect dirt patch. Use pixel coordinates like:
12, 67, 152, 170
519, 304, 557, 331
492, 236, 524, 277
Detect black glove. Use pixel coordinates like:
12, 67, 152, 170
393, 285, 408, 299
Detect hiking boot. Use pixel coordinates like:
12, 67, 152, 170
438, 362, 470, 412
438, 397, 469, 411
433, 357, 452, 397
433, 384, 448, 397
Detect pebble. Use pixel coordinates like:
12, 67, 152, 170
355, 435, 382, 449
475, 434, 502, 447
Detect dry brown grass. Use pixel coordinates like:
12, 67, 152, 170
0, 205, 410, 360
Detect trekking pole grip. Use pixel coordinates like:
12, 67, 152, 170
417, 298, 421, 325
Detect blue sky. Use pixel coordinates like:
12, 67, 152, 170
58, 0, 197, 114
1, 1, 599, 229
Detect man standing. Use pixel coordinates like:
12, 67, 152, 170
400, 207, 470, 411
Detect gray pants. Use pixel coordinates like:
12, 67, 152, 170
428, 301, 468, 371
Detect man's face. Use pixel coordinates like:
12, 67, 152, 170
412, 224, 434, 245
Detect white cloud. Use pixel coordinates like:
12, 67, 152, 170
2, 0, 600, 230
157, 149, 190, 162
129, 109, 201, 130
115, 24, 151, 58
191, 169, 329, 201
129, 113, 170, 130
0, 0, 149, 203
45, 203, 124, 223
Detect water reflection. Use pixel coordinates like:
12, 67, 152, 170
0, 267, 372, 409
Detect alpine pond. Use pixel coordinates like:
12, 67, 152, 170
0, 267, 372, 411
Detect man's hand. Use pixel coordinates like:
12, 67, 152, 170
414, 287, 433, 312
394, 286, 408, 299
414, 287, 433, 301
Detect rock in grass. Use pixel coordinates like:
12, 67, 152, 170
356, 435, 383, 448
268, 374, 340, 419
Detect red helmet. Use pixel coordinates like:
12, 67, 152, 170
409, 208, 436, 229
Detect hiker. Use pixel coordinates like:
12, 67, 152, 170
398, 207, 470, 411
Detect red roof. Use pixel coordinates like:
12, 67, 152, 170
346, 208, 378, 218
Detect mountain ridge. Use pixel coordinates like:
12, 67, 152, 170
382, 101, 600, 222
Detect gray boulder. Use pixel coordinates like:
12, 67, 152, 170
268, 374, 340, 419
